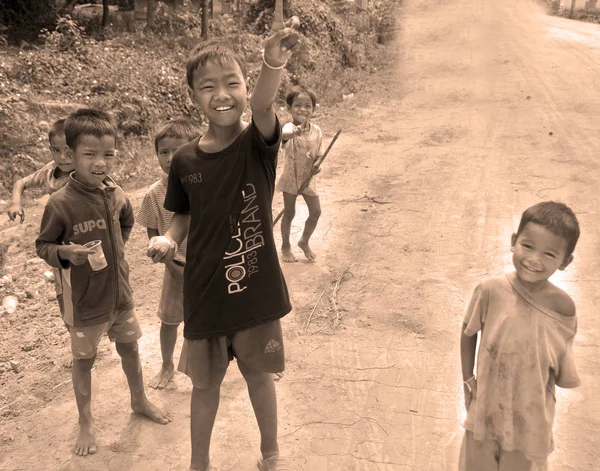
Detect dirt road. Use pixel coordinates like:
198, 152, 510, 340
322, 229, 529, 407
2, 0, 600, 469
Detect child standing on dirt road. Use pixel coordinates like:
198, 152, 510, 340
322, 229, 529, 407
146, 22, 300, 471
7, 118, 75, 367
36, 108, 173, 457
277, 85, 324, 263
460, 201, 581, 471
137, 118, 199, 390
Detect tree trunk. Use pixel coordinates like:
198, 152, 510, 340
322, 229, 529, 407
102, 0, 110, 28
147, 0, 156, 29
201, 0, 209, 37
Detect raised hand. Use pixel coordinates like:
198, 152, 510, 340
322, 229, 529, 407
263, 16, 301, 68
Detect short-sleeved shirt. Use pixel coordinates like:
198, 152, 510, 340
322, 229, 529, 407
136, 176, 187, 264
463, 272, 580, 463
22, 161, 71, 194
276, 122, 324, 196
164, 119, 292, 340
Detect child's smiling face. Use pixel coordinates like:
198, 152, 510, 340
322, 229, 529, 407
511, 222, 572, 286
69, 134, 117, 188
289, 93, 314, 126
188, 58, 247, 128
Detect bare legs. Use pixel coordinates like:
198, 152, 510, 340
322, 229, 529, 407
115, 341, 173, 424
189, 370, 226, 471
298, 194, 321, 261
72, 356, 96, 456
71, 341, 173, 456
188, 360, 280, 470
281, 192, 298, 262
238, 360, 279, 459
281, 192, 321, 262
149, 322, 178, 389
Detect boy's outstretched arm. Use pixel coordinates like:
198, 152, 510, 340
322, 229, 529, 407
460, 323, 478, 410
281, 122, 299, 141
250, 19, 300, 142
8, 177, 27, 222
9, 166, 51, 222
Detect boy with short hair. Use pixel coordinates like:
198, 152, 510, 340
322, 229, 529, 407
137, 118, 199, 389
147, 22, 301, 471
36, 108, 172, 457
8, 119, 72, 223
460, 201, 581, 470
8, 118, 74, 366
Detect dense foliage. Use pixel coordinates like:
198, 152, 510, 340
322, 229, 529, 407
0, 0, 400, 198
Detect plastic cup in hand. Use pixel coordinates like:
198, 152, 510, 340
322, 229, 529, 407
84, 240, 108, 271
2, 296, 18, 314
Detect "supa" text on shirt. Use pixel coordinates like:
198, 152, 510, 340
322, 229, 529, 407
73, 218, 107, 235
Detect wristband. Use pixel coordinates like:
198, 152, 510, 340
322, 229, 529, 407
262, 50, 287, 70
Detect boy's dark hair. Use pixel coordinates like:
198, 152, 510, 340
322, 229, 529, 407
48, 119, 66, 141
186, 39, 247, 90
285, 85, 317, 108
516, 201, 580, 255
154, 118, 200, 153
64, 108, 118, 150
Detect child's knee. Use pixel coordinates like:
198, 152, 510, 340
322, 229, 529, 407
115, 340, 139, 356
73, 355, 96, 370
161, 322, 179, 332
283, 207, 296, 219
238, 360, 271, 386
309, 207, 322, 219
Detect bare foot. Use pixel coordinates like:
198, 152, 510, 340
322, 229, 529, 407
281, 246, 297, 263
132, 397, 173, 424
148, 366, 175, 389
298, 239, 317, 261
74, 420, 96, 456
63, 355, 73, 369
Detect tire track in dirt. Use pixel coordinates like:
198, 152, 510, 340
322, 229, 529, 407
270, 0, 516, 468
497, 9, 600, 471
278, 1, 600, 470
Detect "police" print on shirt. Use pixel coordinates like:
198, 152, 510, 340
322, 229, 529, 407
223, 184, 264, 295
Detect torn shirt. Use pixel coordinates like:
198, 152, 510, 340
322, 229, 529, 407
463, 272, 580, 463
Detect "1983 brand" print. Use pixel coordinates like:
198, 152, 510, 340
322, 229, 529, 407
180, 173, 203, 185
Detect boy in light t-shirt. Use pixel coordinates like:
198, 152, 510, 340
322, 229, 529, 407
460, 201, 581, 471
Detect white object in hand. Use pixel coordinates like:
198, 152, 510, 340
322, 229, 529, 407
149, 236, 172, 250
149, 236, 176, 260
84, 240, 108, 271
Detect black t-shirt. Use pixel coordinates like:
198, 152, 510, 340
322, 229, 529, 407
164, 119, 292, 339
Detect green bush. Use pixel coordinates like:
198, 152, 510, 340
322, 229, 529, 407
0, 0, 61, 44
